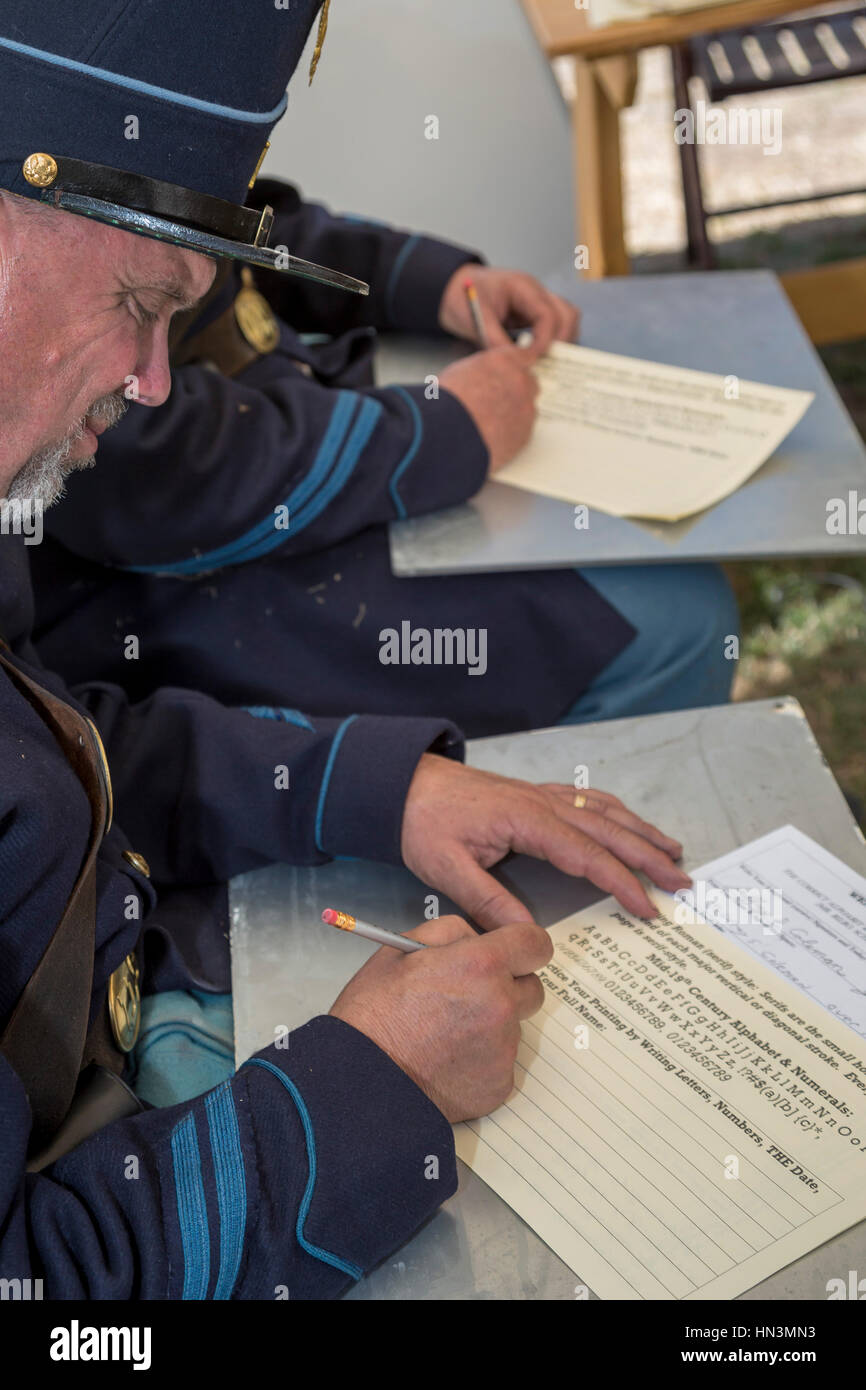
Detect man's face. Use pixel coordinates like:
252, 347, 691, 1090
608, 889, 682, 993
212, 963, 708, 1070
0, 197, 216, 504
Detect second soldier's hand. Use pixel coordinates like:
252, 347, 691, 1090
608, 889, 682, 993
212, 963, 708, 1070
400, 754, 692, 930
438, 264, 580, 352
439, 344, 541, 473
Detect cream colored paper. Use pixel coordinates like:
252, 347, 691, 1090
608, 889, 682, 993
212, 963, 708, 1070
587, 0, 732, 30
495, 343, 813, 522
455, 875, 866, 1300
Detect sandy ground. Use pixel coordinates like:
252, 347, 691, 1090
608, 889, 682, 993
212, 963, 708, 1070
597, 45, 866, 258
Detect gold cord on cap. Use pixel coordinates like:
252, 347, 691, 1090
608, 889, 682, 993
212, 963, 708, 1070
248, 141, 270, 191
309, 0, 331, 84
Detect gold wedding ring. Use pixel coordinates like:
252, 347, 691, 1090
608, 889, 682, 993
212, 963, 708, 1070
573, 793, 587, 809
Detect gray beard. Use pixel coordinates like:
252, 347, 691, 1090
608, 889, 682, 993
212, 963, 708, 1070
8, 391, 130, 507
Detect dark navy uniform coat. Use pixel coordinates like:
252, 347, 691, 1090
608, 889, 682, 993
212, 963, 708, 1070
1, 534, 463, 1298
32, 181, 634, 736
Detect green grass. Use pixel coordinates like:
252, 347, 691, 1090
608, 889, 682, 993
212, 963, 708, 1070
729, 560, 866, 809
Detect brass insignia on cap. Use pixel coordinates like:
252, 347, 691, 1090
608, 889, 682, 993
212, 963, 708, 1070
309, 0, 331, 84
22, 153, 58, 188
235, 267, 280, 354
108, 952, 141, 1053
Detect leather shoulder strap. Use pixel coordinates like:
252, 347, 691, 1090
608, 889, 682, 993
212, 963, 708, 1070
0, 652, 110, 1149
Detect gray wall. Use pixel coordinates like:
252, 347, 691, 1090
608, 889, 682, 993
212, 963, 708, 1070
263, 0, 576, 277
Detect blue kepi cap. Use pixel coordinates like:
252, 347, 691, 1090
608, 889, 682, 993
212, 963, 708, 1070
0, 0, 367, 295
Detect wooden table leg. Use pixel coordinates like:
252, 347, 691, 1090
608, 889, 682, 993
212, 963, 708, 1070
573, 53, 637, 279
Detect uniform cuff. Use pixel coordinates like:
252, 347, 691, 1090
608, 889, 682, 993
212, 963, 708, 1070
244, 1016, 458, 1285
316, 714, 464, 865
385, 234, 484, 333
384, 384, 489, 519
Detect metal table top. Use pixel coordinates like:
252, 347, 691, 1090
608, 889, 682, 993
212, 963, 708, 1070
230, 698, 866, 1299
385, 270, 866, 577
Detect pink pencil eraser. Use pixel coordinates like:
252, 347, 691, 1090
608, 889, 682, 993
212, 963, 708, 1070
321, 908, 339, 925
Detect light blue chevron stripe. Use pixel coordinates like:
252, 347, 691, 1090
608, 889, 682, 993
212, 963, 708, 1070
205, 1083, 247, 1301
122, 392, 359, 575
170, 1113, 211, 1300
0, 35, 287, 123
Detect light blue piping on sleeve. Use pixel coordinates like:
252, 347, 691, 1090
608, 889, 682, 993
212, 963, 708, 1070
384, 235, 420, 322
244, 1057, 362, 1281
341, 214, 387, 229
244, 706, 315, 732
314, 714, 358, 853
204, 1083, 247, 1301
122, 392, 359, 576
0, 35, 288, 123
387, 387, 424, 519
170, 1113, 211, 1300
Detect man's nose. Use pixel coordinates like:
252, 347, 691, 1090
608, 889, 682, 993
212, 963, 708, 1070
133, 331, 173, 408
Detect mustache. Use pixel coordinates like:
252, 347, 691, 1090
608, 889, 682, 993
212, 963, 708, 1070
68, 389, 130, 444
6, 389, 131, 507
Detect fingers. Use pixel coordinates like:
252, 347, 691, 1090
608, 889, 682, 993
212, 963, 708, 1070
402, 914, 478, 948
565, 809, 691, 896
515, 334, 546, 368
475, 342, 541, 388
540, 784, 684, 860
352, 914, 475, 983
468, 271, 578, 352
506, 277, 559, 354
488, 341, 542, 384
441, 854, 536, 932
513, 971, 547, 1021
506, 282, 578, 351
574, 803, 685, 865
478, 920, 554, 978
477, 302, 512, 349
514, 810, 664, 920
551, 296, 580, 343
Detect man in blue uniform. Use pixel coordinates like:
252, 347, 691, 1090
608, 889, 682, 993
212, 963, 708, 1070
28, 82, 739, 739
0, 2, 689, 1298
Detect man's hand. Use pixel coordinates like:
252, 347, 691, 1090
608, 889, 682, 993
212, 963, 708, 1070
439, 264, 580, 354
329, 915, 553, 1122
401, 755, 691, 930
439, 343, 541, 473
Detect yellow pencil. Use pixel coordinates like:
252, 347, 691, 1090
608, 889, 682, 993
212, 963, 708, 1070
463, 278, 489, 349
321, 908, 426, 953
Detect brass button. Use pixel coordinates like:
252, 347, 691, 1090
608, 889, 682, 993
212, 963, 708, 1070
108, 953, 141, 1053
122, 849, 151, 878
22, 153, 58, 187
